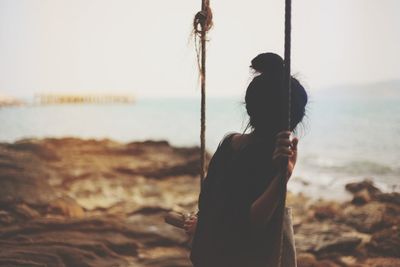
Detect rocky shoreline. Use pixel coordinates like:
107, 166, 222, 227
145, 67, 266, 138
0, 138, 398, 267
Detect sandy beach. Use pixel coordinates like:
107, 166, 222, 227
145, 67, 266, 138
0, 138, 399, 267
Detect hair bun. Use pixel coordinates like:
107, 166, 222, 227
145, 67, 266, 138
251, 53, 284, 75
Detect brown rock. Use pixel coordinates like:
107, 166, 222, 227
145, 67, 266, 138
376, 192, 400, 205
0, 145, 57, 206
339, 255, 358, 266
114, 157, 201, 178
342, 202, 400, 233
9, 140, 60, 161
0, 138, 206, 266
297, 253, 318, 267
295, 222, 362, 255
48, 197, 85, 218
314, 236, 362, 255
0, 210, 15, 225
0, 215, 190, 267
352, 189, 372, 205
311, 201, 342, 220
0, 219, 136, 267
15, 203, 41, 219
367, 226, 400, 257
314, 260, 340, 267
364, 257, 400, 267
345, 179, 381, 196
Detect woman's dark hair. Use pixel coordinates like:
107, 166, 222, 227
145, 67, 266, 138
245, 53, 308, 134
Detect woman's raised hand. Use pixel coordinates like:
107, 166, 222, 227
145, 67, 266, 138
272, 131, 298, 182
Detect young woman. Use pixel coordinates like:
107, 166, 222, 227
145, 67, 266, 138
185, 52, 308, 267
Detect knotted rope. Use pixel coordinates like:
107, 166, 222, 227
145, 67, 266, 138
193, 0, 213, 36
193, 0, 213, 184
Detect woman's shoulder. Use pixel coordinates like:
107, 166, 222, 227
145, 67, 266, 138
219, 132, 251, 152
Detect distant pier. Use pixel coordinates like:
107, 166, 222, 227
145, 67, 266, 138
35, 93, 135, 105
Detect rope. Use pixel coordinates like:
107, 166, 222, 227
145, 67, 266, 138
277, 0, 292, 266
193, 0, 213, 184
284, 0, 292, 133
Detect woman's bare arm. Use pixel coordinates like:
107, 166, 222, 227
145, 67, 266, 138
250, 131, 298, 228
250, 172, 284, 227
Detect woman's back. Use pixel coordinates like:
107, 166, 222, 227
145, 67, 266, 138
190, 133, 279, 267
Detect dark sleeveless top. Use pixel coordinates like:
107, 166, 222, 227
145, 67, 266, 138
190, 133, 279, 267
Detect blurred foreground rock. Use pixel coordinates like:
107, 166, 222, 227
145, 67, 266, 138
0, 138, 201, 267
0, 138, 399, 266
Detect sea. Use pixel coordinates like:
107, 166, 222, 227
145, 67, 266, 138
1, 86, 399, 200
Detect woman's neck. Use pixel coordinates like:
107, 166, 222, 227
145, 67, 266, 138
250, 129, 276, 141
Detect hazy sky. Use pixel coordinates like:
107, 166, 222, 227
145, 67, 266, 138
0, 0, 399, 97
